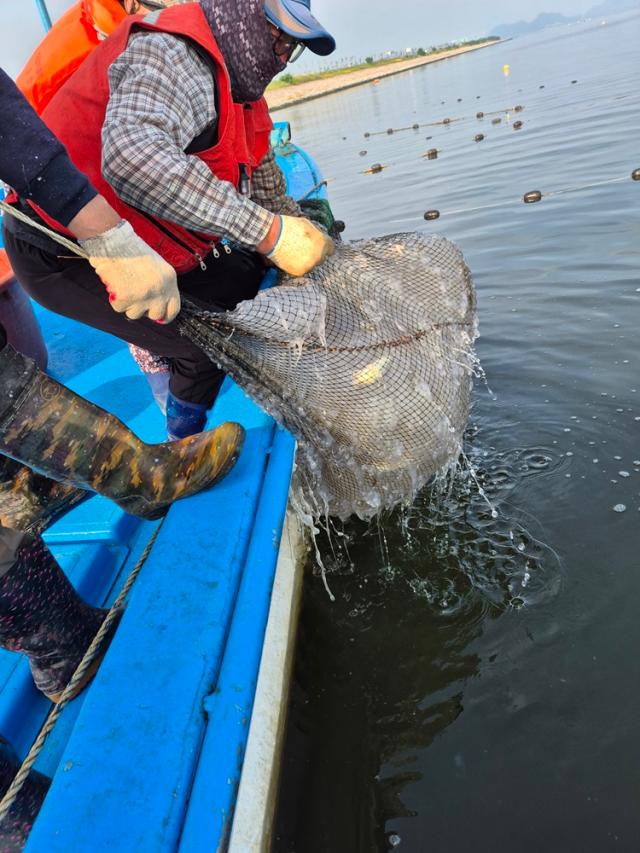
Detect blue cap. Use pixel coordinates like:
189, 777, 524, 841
263, 0, 336, 56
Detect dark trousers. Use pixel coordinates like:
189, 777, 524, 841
3, 230, 264, 406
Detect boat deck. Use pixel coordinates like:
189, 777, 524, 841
0, 123, 317, 851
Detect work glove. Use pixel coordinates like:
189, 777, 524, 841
266, 215, 335, 278
80, 221, 180, 322
298, 198, 345, 240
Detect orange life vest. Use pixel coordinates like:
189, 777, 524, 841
33, 3, 273, 273
16, 0, 127, 115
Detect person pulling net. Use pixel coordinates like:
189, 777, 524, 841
178, 231, 477, 521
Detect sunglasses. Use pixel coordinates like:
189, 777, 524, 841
268, 24, 306, 63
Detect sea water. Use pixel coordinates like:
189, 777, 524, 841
274, 11, 640, 853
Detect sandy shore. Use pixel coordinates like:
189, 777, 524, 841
265, 41, 500, 111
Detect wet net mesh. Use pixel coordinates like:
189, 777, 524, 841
177, 233, 477, 521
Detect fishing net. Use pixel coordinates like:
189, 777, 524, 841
177, 232, 477, 521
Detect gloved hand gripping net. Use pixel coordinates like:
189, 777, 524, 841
178, 233, 477, 520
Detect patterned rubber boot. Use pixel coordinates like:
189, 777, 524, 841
0, 535, 121, 702
0, 456, 89, 535
0, 343, 244, 520
0, 736, 50, 849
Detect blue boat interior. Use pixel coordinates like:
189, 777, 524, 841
0, 123, 322, 850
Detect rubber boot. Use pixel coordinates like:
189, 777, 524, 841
0, 343, 244, 520
0, 534, 121, 703
0, 456, 88, 535
0, 735, 50, 849
166, 392, 208, 440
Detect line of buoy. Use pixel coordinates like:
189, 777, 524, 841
364, 119, 526, 174
415, 171, 638, 221
358, 73, 581, 144
363, 105, 521, 137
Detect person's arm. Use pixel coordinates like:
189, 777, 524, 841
0, 67, 179, 322
0, 67, 97, 227
103, 32, 276, 248
250, 148, 303, 217
103, 34, 333, 275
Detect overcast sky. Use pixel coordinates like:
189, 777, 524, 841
2, 0, 597, 78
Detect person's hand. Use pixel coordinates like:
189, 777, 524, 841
257, 215, 335, 277
80, 221, 180, 322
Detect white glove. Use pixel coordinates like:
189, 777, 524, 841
266, 215, 335, 278
80, 221, 180, 322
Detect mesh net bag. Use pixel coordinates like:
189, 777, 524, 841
177, 232, 477, 521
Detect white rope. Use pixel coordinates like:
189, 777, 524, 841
0, 200, 88, 259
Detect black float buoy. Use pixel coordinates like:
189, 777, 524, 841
571, 79, 578, 84
425, 148, 439, 160
424, 210, 440, 220
387, 128, 394, 134
491, 117, 502, 125
412, 123, 420, 130
425, 135, 433, 140
364, 132, 370, 138
513, 120, 523, 130
370, 163, 383, 173
475, 133, 485, 142
631, 168, 640, 181
514, 104, 524, 112
443, 117, 451, 124
457, 98, 462, 102
539, 84, 545, 89
476, 111, 484, 119
359, 150, 367, 156
523, 190, 542, 204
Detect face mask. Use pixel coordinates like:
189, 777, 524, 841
200, 0, 283, 102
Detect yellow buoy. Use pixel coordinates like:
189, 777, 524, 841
503, 64, 510, 77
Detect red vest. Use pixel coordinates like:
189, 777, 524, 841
35, 3, 273, 272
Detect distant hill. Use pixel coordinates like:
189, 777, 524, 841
490, 0, 639, 39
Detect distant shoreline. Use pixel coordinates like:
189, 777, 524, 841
265, 40, 502, 112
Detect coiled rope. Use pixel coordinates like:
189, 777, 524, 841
0, 520, 163, 823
